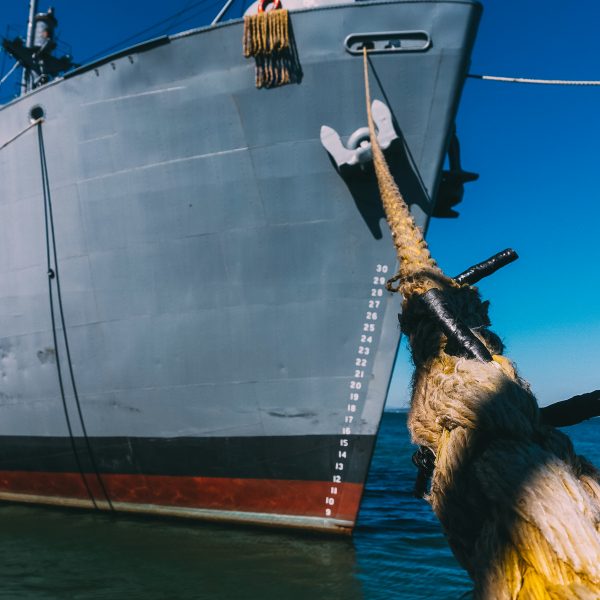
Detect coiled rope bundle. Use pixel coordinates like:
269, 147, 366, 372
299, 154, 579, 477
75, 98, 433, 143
243, 8, 291, 88
363, 49, 600, 599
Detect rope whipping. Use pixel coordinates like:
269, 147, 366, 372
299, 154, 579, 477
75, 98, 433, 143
37, 122, 115, 513
243, 8, 292, 88
363, 48, 600, 599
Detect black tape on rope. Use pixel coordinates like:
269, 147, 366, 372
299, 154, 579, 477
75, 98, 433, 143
454, 248, 518, 286
419, 288, 493, 363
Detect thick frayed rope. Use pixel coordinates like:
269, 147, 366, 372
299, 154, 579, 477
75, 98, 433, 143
363, 47, 600, 599
362, 49, 455, 299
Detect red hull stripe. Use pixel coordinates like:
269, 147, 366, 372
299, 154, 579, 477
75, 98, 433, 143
0, 471, 363, 522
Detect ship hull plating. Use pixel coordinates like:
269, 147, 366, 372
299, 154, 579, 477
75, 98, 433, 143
0, 1, 481, 532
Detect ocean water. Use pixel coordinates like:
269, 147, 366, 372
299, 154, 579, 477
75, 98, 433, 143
0, 412, 597, 599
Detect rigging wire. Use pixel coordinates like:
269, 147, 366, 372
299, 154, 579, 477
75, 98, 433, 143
80, 0, 223, 64
212, 0, 237, 25
468, 73, 600, 86
0, 26, 8, 80
156, 0, 229, 35
37, 122, 116, 514
0, 61, 19, 88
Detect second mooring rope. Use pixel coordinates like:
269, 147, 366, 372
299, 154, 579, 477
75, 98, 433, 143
468, 73, 600, 86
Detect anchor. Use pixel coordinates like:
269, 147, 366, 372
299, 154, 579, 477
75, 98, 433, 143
322, 102, 479, 221
320, 100, 398, 171
434, 127, 479, 218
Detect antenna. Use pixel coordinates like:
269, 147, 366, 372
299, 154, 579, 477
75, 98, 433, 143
2, 3, 73, 94
22, 0, 39, 91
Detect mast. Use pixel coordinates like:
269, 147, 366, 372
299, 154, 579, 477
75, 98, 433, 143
22, 0, 39, 92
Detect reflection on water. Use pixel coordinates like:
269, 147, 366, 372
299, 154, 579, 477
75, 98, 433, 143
0, 507, 361, 600
355, 413, 470, 600
0, 414, 597, 599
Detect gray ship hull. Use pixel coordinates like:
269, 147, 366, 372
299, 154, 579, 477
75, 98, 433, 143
0, 0, 480, 532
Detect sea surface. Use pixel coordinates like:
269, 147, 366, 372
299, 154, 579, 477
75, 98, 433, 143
0, 412, 597, 599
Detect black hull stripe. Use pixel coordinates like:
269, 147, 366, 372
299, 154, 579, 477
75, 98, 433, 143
0, 434, 376, 484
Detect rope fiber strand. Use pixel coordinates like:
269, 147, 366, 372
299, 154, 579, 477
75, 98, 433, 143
363, 48, 600, 599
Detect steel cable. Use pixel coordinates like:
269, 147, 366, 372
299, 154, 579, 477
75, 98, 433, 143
37, 122, 115, 513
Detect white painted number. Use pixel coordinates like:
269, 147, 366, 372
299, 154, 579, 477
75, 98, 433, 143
328, 262, 388, 515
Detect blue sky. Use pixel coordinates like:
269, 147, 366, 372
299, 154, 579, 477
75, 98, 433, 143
391, 1, 600, 407
1, 1, 598, 408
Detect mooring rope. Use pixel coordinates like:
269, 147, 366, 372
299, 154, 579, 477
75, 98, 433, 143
361, 49, 454, 299
363, 48, 600, 599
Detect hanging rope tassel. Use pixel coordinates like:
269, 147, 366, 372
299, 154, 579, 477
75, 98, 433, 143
243, 8, 300, 88
363, 48, 600, 599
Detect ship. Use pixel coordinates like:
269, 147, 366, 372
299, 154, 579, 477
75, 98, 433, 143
0, 0, 481, 533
